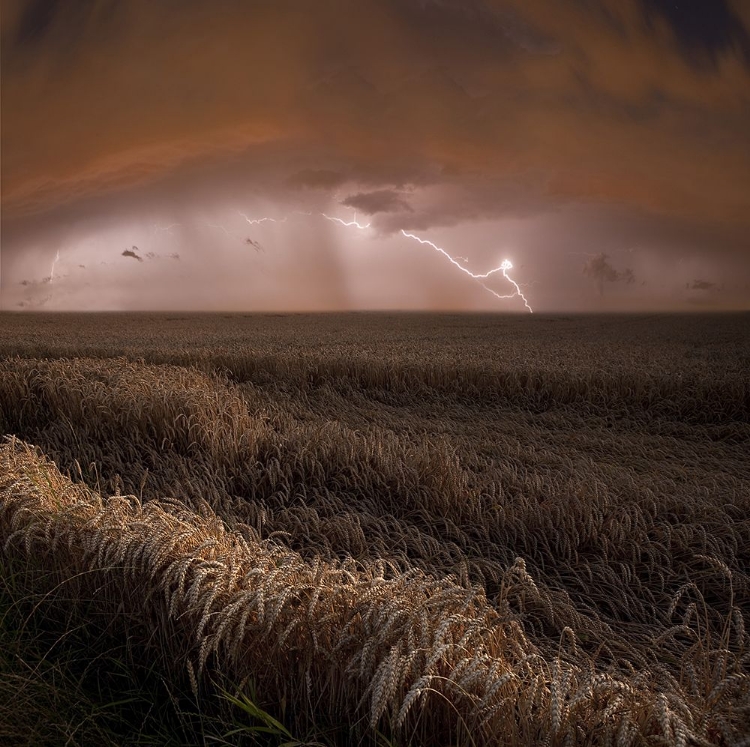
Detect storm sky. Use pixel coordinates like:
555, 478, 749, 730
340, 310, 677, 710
2, 0, 749, 312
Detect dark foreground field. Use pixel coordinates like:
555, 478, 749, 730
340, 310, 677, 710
0, 312, 748, 746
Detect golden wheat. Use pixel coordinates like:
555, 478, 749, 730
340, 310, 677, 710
1, 312, 748, 744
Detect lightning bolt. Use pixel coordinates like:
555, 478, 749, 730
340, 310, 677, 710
49, 250, 61, 282
498, 260, 533, 313
400, 231, 533, 312
148, 209, 535, 312
151, 223, 180, 234
203, 221, 245, 241
239, 211, 288, 225
321, 213, 371, 230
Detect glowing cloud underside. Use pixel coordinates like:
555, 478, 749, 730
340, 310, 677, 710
32, 210, 534, 312
310, 212, 533, 311
240, 211, 533, 311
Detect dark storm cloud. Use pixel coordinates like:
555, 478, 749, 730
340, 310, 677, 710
288, 170, 348, 190
341, 190, 414, 215
3, 0, 748, 229
582, 253, 636, 295
1, 0, 749, 311
640, 0, 750, 65
403, 0, 560, 55
122, 247, 142, 262
13, 0, 60, 45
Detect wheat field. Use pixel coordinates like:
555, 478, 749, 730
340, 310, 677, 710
0, 312, 748, 746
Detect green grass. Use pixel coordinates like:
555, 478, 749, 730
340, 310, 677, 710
0, 556, 189, 745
